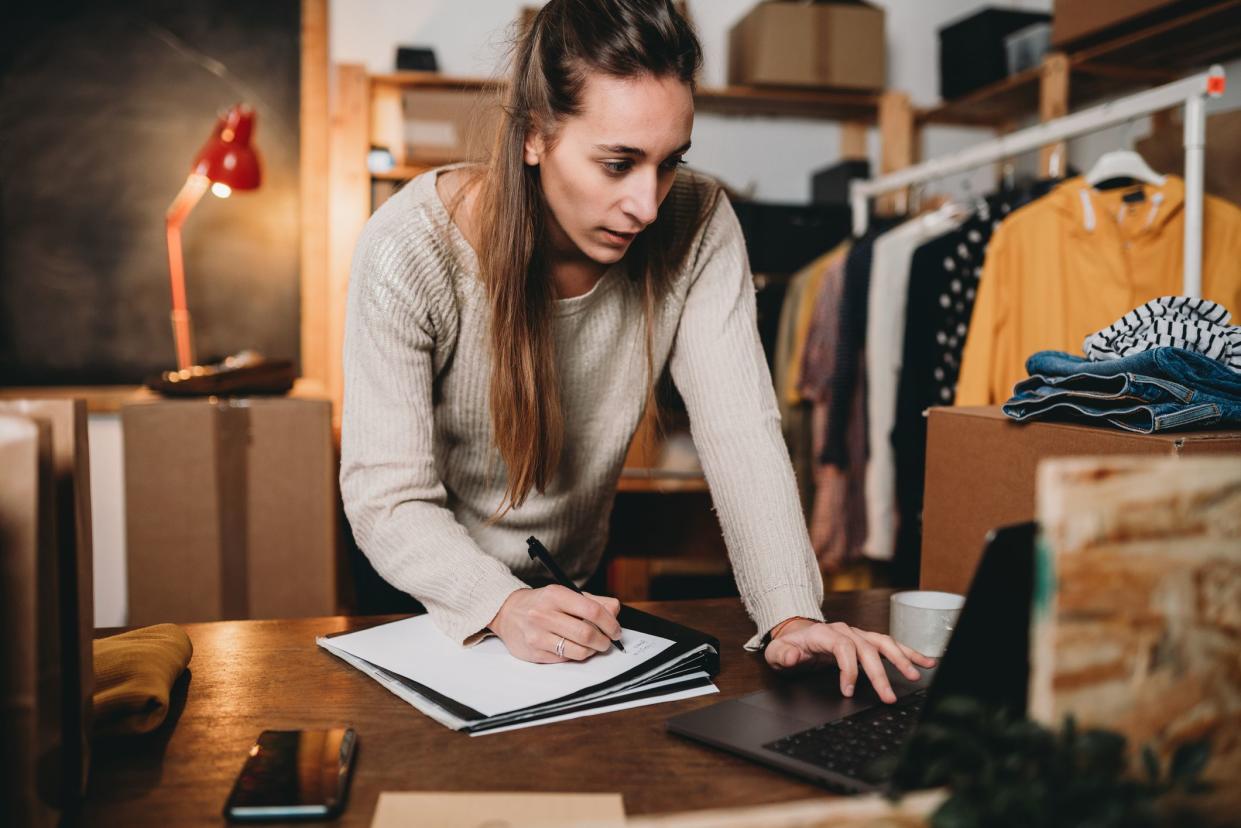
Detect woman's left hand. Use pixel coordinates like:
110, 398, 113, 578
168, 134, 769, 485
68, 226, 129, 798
763, 619, 937, 704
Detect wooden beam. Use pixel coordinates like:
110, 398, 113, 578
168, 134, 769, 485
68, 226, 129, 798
877, 90, 914, 215
299, 0, 330, 396
839, 121, 868, 160
370, 82, 406, 166
1038, 52, 1070, 177
327, 64, 372, 434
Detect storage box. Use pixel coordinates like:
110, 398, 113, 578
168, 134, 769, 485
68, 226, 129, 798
123, 397, 337, 625
402, 88, 502, 163
727, 1, 885, 91
938, 7, 1051, 100
730, 199, 852, 274
920, 406, 1241, 595
811, 158, 870, 206
1004, 21, 1052, 75
1052, 0, 1188, 48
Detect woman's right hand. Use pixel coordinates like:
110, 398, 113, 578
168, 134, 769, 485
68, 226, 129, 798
488, 585, 623, 663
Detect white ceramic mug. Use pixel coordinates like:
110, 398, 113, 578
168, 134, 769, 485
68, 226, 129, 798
889, 591, 965, 658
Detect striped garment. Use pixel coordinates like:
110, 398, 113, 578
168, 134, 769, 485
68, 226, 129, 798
1083, 295, 1241, 373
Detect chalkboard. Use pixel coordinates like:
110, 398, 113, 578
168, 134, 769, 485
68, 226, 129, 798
1, 1, 301, 385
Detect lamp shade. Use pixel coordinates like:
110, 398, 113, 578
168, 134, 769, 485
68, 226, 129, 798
191, 104, 260, 190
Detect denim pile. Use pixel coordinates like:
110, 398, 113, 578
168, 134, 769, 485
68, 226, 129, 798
1002, 298, 1241, 433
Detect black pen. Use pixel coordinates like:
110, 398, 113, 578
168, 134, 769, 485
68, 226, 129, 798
526, 535, 625, 652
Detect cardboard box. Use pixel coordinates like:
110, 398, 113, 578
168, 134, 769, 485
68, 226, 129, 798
0, 400, 93, 805
1051, 0, 1188, 48
1031, 457, 1241, 819
920, 406, 1241, 595
402, 88, 503, 163
123, 397, 336, 625
0, 406, 94, 824
728, 1, 885, 90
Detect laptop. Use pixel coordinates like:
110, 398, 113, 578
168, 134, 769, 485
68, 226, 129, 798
667, 522, 1036, 794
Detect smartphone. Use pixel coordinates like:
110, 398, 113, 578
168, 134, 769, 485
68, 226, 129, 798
223, 728, 357, 822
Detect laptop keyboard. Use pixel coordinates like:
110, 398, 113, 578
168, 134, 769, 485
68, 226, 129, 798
763, 688, 927, 785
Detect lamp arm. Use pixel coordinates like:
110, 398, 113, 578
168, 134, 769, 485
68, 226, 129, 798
165, 174, 209, 370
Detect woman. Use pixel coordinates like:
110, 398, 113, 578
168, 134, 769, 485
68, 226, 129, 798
341, 0, 934, 704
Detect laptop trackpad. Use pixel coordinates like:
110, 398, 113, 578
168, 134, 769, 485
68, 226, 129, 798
741, 664, 932, 722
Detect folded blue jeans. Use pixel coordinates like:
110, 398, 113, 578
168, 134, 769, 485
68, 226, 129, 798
1002, 348, 1241, 433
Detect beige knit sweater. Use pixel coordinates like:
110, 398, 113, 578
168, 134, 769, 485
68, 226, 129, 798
340, 166, 825, 649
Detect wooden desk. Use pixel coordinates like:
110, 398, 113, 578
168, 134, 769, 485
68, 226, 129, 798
83, 592, 893, 825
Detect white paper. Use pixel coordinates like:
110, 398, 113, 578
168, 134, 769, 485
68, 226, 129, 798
320, 643, 469, 730
320, 615, 676, 717
320, 641, 716, 733
471, 681, 719, 736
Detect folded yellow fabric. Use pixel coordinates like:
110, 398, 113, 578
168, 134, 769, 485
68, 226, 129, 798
93, 623, 193, 736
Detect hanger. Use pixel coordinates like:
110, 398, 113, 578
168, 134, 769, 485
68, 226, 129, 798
1085, 149, 1166, 188
1001, 162, 1016, 192
1046, 146, 1064, 179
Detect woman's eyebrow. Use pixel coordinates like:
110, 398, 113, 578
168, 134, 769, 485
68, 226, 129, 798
594, 141, 692, 158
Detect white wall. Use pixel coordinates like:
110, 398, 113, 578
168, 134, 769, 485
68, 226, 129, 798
331, 0, 1055, 202
89, 414, 127, 627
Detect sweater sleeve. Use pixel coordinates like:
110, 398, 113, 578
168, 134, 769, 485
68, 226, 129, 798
668, 192, 826, 650
340, 223, 528, 645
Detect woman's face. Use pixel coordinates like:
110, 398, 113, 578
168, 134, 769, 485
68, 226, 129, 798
525, 71, 694, 266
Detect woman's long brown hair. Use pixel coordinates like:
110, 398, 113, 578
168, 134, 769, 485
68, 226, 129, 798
457, 0, 704, 518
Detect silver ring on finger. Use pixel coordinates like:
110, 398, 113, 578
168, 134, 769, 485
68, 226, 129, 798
555, 636, 566, 658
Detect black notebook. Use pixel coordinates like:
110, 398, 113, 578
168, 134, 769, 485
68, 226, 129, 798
317, 605, 720, 734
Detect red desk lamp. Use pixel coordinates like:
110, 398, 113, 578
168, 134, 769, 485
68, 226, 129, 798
154, 104, 293, 395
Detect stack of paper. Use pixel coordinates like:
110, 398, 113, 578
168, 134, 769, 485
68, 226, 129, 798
317, 611, 718, 734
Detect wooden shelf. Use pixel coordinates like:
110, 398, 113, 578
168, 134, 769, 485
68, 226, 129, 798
370, 72, 503, 93
919, 0, 1241, 128
369, 70, 880, 122
617, 470, 709, 494
0, 378, 328, 414
694, 84, 880, 122
371, 162, 442, 180
1071, 0, 1241, 73
918, 64, 1046, 127
918, 62, 1177, 127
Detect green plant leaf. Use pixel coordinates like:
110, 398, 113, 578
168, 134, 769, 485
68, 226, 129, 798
931, 794, 982, 828
1170, 740, 1211, 784
1141, 745, 1160, 785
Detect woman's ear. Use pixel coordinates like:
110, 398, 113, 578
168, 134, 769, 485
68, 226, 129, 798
523, 128, 544, 167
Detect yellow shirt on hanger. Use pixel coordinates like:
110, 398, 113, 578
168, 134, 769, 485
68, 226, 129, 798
956, 175, 1241, 405
785, 242, 849, 405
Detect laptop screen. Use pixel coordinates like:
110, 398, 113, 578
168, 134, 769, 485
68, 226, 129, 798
922, 521, 1036, 719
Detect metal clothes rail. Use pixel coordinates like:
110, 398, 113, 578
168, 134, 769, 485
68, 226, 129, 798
850, 66, 1227, 297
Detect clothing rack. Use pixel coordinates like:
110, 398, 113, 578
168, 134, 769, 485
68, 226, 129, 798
850, 65, 1227, 299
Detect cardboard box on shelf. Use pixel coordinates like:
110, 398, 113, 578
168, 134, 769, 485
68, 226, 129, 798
1051, 0, 1188, 48
402, 88, 502, 163
920, 406, 1241, 595
728, 0, 885, 91
123, 397, 336, 625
